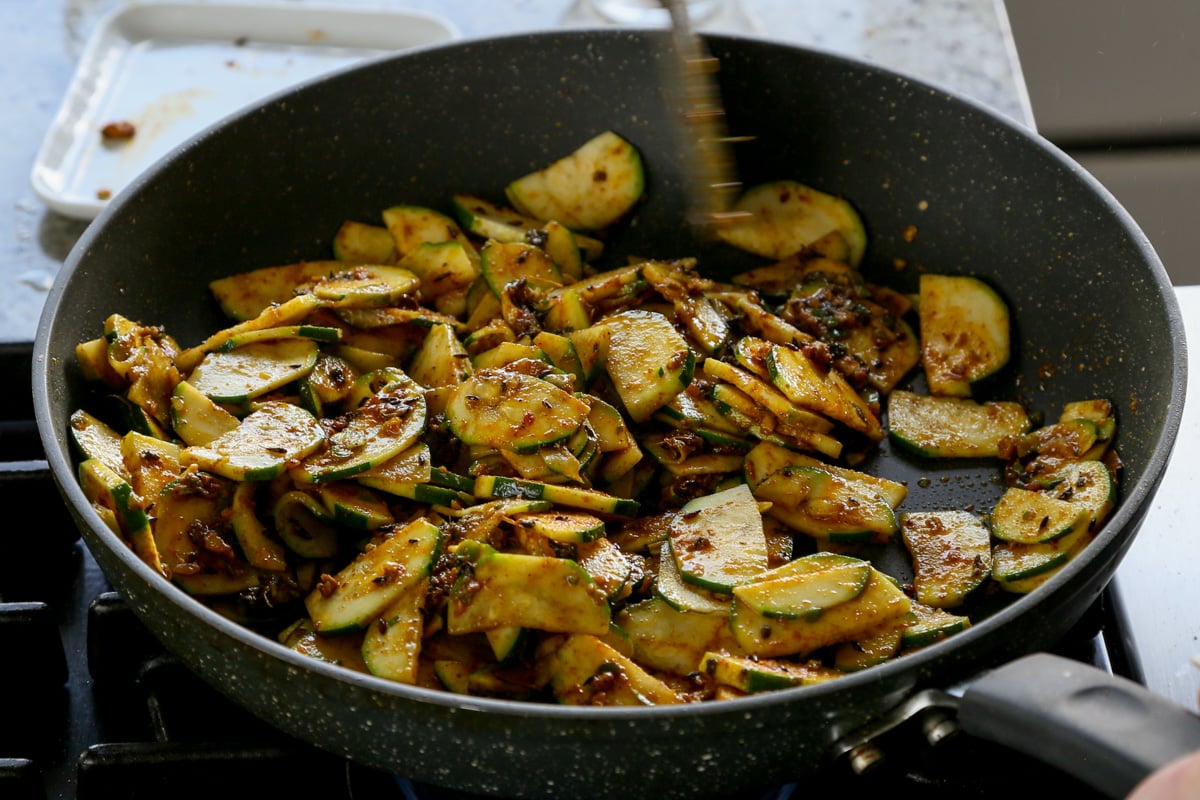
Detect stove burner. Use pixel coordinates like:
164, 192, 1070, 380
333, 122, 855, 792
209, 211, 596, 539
1, 342, 1118, 799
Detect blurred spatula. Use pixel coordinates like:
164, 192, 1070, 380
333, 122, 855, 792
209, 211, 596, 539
659, 0, 752, 237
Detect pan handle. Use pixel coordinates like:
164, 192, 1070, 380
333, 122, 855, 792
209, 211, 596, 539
958, 652, 1200, 798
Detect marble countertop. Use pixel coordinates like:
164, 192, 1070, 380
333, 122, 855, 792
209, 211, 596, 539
1, 0, 1029, 345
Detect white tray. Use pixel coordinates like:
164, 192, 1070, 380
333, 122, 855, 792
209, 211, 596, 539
31, 2, 458, 220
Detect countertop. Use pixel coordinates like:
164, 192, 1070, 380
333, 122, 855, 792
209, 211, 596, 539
7, 0, 1196, 718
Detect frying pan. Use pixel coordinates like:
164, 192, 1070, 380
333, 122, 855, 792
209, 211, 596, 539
33, 29, 1195, 800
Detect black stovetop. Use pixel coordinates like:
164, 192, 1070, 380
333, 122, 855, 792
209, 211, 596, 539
1, 342, 1122, 800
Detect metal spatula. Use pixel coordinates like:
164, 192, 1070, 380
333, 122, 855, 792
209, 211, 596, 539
659, 0, 750, 236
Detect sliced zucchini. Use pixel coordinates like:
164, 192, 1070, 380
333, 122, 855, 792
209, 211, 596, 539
208, 262, 344, 322
989, 485, 1089, 544
919, 274, 1010, 397
473, 474, 640, 517
228, 481, 288, 571
447, 541, 611, 636
753, 464, 898, 544
900, 603, 972, 649
731, 559, 871, 620
332, 219, 397, 264
183, 401, 325, 481
304, 518, 442, 634
667, 483, 769, 594
407, 322, 472, 389
78, 457, 162, 574
186, 338, 320, 404
700, 652, 841, 693
730, 565, 911, 658
361, 579, 427, 684
887, 389, 1030, 458
272, 489, 339, 558
593, 309, 694, 423
316, 482, 394, 530
396, 240, 480, 303
445, 367, 589, 453
615, 597, 744, 676
169, 380, 240, 446
765, 342, 882, 440
294, 379, 427, 484
479, 240, 562, 298
280, 618, 370, 672
900, 510, 992, 608
505, 130, 645, 231
511, 510, 607, 543
541, 634, 683, 706
715, 180, 868, 265
302, 266, 420, 309
69, 409, 127, 476
655, 541, 730, 614
742, 442, 907, 507
381, 204, 472, 258
833, 621, 908, 672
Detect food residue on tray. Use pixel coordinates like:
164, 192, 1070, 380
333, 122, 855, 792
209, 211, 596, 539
100, 120, 137, 141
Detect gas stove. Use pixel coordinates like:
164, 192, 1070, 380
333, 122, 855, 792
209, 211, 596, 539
2, 339, 1121, 800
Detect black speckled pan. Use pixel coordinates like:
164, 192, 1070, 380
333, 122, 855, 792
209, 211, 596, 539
34, 30, 1188, 799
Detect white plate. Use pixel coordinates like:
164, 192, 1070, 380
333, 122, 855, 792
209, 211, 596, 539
31, 2, 458, 220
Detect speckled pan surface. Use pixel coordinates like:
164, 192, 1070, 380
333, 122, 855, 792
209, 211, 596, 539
34, 30, 1185, 799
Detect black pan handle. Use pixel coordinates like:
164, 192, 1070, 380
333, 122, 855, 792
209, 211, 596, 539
958, 652, 1200, 798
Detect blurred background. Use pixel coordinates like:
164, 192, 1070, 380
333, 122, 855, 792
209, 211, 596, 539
1006, 0, 1200, 286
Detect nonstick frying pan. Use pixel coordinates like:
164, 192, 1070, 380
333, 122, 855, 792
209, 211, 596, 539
33, 29, 1194, 800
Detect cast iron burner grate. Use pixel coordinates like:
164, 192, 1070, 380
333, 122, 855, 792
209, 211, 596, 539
0, 341, 1121, 799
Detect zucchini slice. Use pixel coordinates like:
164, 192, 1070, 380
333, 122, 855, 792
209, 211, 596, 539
445, 367, 589, 453
294, 379, 427, 484
900, 510, 992, 608
396, 240, 480, 303
169, 380, 240, 447
700, 651, 841, 693
511, 510, 607, 543
667, 483, 769, 594
187, 338, 320, 404
541, 634, 683, 706
597, 309, 694, 423
505, 130, 645, 231
407, 322, 472, 389
473, 474, 640, 518
447, 541, 611, 636
361, 580, 427, 684
183, 401, 325, 482
989, 485, 1089, 544
616, 598, 744, 676
273, 489, 339, 559
381, 204, 472, 258
304, 518, 442, 634
69, 409, 127, 476
479, 240, 563, 298
900, 603, 972, 649
208, 262, 343, 322
732, 559, 872, 621
730, 564, 911, 658
654, 541, 730, 614
753, 464, 898, 544
919, 274, 1010, 397
765, 341, 882, 439
301, 266, 420, 309
887, 389, 1030, 458
332, 219, 397, 265
715, 180, 868, 264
